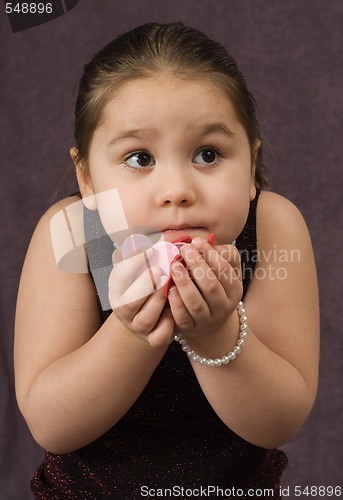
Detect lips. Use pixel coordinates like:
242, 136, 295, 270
161, 224, 202, 232
161, 225, 206, 241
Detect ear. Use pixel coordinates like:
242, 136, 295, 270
250, 139, 261, 200
70, 147, 97, 210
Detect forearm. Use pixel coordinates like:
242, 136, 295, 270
187, 313, 315, 449
22, 313, 167, 454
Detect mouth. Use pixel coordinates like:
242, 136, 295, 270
161, 225, 207, 240
162, 224, 197, 231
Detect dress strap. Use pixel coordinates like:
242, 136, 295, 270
235, 188, 261, 298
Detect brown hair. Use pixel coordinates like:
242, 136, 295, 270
74, 22, 269, 189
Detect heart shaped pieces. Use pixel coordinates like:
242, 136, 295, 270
163, 233, 216, 297
120, 233, 216, 297
148, 241, 181, 277
121, 234, 191, 284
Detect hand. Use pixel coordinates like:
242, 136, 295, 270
167, 238, 242, 339
108, 247, 175, 347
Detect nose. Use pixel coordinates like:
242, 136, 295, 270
155, 164, 197, 207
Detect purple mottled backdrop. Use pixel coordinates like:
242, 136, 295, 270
0, 1, 342, 498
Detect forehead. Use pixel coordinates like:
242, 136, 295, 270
96, 75, 243, 135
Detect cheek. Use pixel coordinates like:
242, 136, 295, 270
211, 170, 251, 209
115, 185, 150, 226
211, 185, 251, 241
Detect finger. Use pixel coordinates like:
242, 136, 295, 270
168, 285, 195, 332
192, 239, 242, 291
130, 275, 169, 334
169, 260, 210, 321
213, 243, 241, 278
111, 246, 154, 296
110, 265, 161, 310
197, 242, 241, 289
147, 307, 175, 348
181, 243, 226, 298
181, 242, 236, 313
192, 238, 240, 273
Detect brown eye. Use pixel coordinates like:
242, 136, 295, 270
202, 150, 216, 163
193, 148, 221, 165
125, 151, 154, 169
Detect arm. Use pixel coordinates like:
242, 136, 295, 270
168, 191, 319, 448
14, 197, 172, 454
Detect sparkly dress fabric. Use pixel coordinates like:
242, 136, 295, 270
31, 189, 288, 499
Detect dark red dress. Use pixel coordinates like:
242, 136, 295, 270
31, 189, 287, 499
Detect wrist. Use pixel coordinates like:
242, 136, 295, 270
109, 312, 169, 354
174, 302, 248, 366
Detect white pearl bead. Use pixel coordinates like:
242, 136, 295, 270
176, 300, 248, 368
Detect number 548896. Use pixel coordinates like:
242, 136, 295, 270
294, 485, 341, 497
5, 3, 53, 14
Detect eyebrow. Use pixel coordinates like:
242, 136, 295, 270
193, 122, 236, 139
107, 122, 235, 147
107, 129, 159, 146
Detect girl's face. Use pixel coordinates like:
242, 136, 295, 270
78, 75, 256, 245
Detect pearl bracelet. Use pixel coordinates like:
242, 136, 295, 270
174, 301, 248, 367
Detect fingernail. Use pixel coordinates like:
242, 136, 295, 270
181, 244, 193, 257
170, 262, 184, 277
157, 275, 169, 288
192, 237, 203, 248
168, 286, 178, 297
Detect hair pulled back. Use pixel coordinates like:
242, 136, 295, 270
74, 22, 268, 188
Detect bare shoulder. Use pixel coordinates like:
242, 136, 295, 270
255, 190, 313, 256
18, 194, 99, 315
27, 195, 81, 246
39, 194, 82, 228
257, 190, 300, 217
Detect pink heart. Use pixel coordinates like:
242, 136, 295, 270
120, 233, 215, 296
121, 234, 184, 283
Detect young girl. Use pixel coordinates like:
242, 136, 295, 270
14, 22, 319, 499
